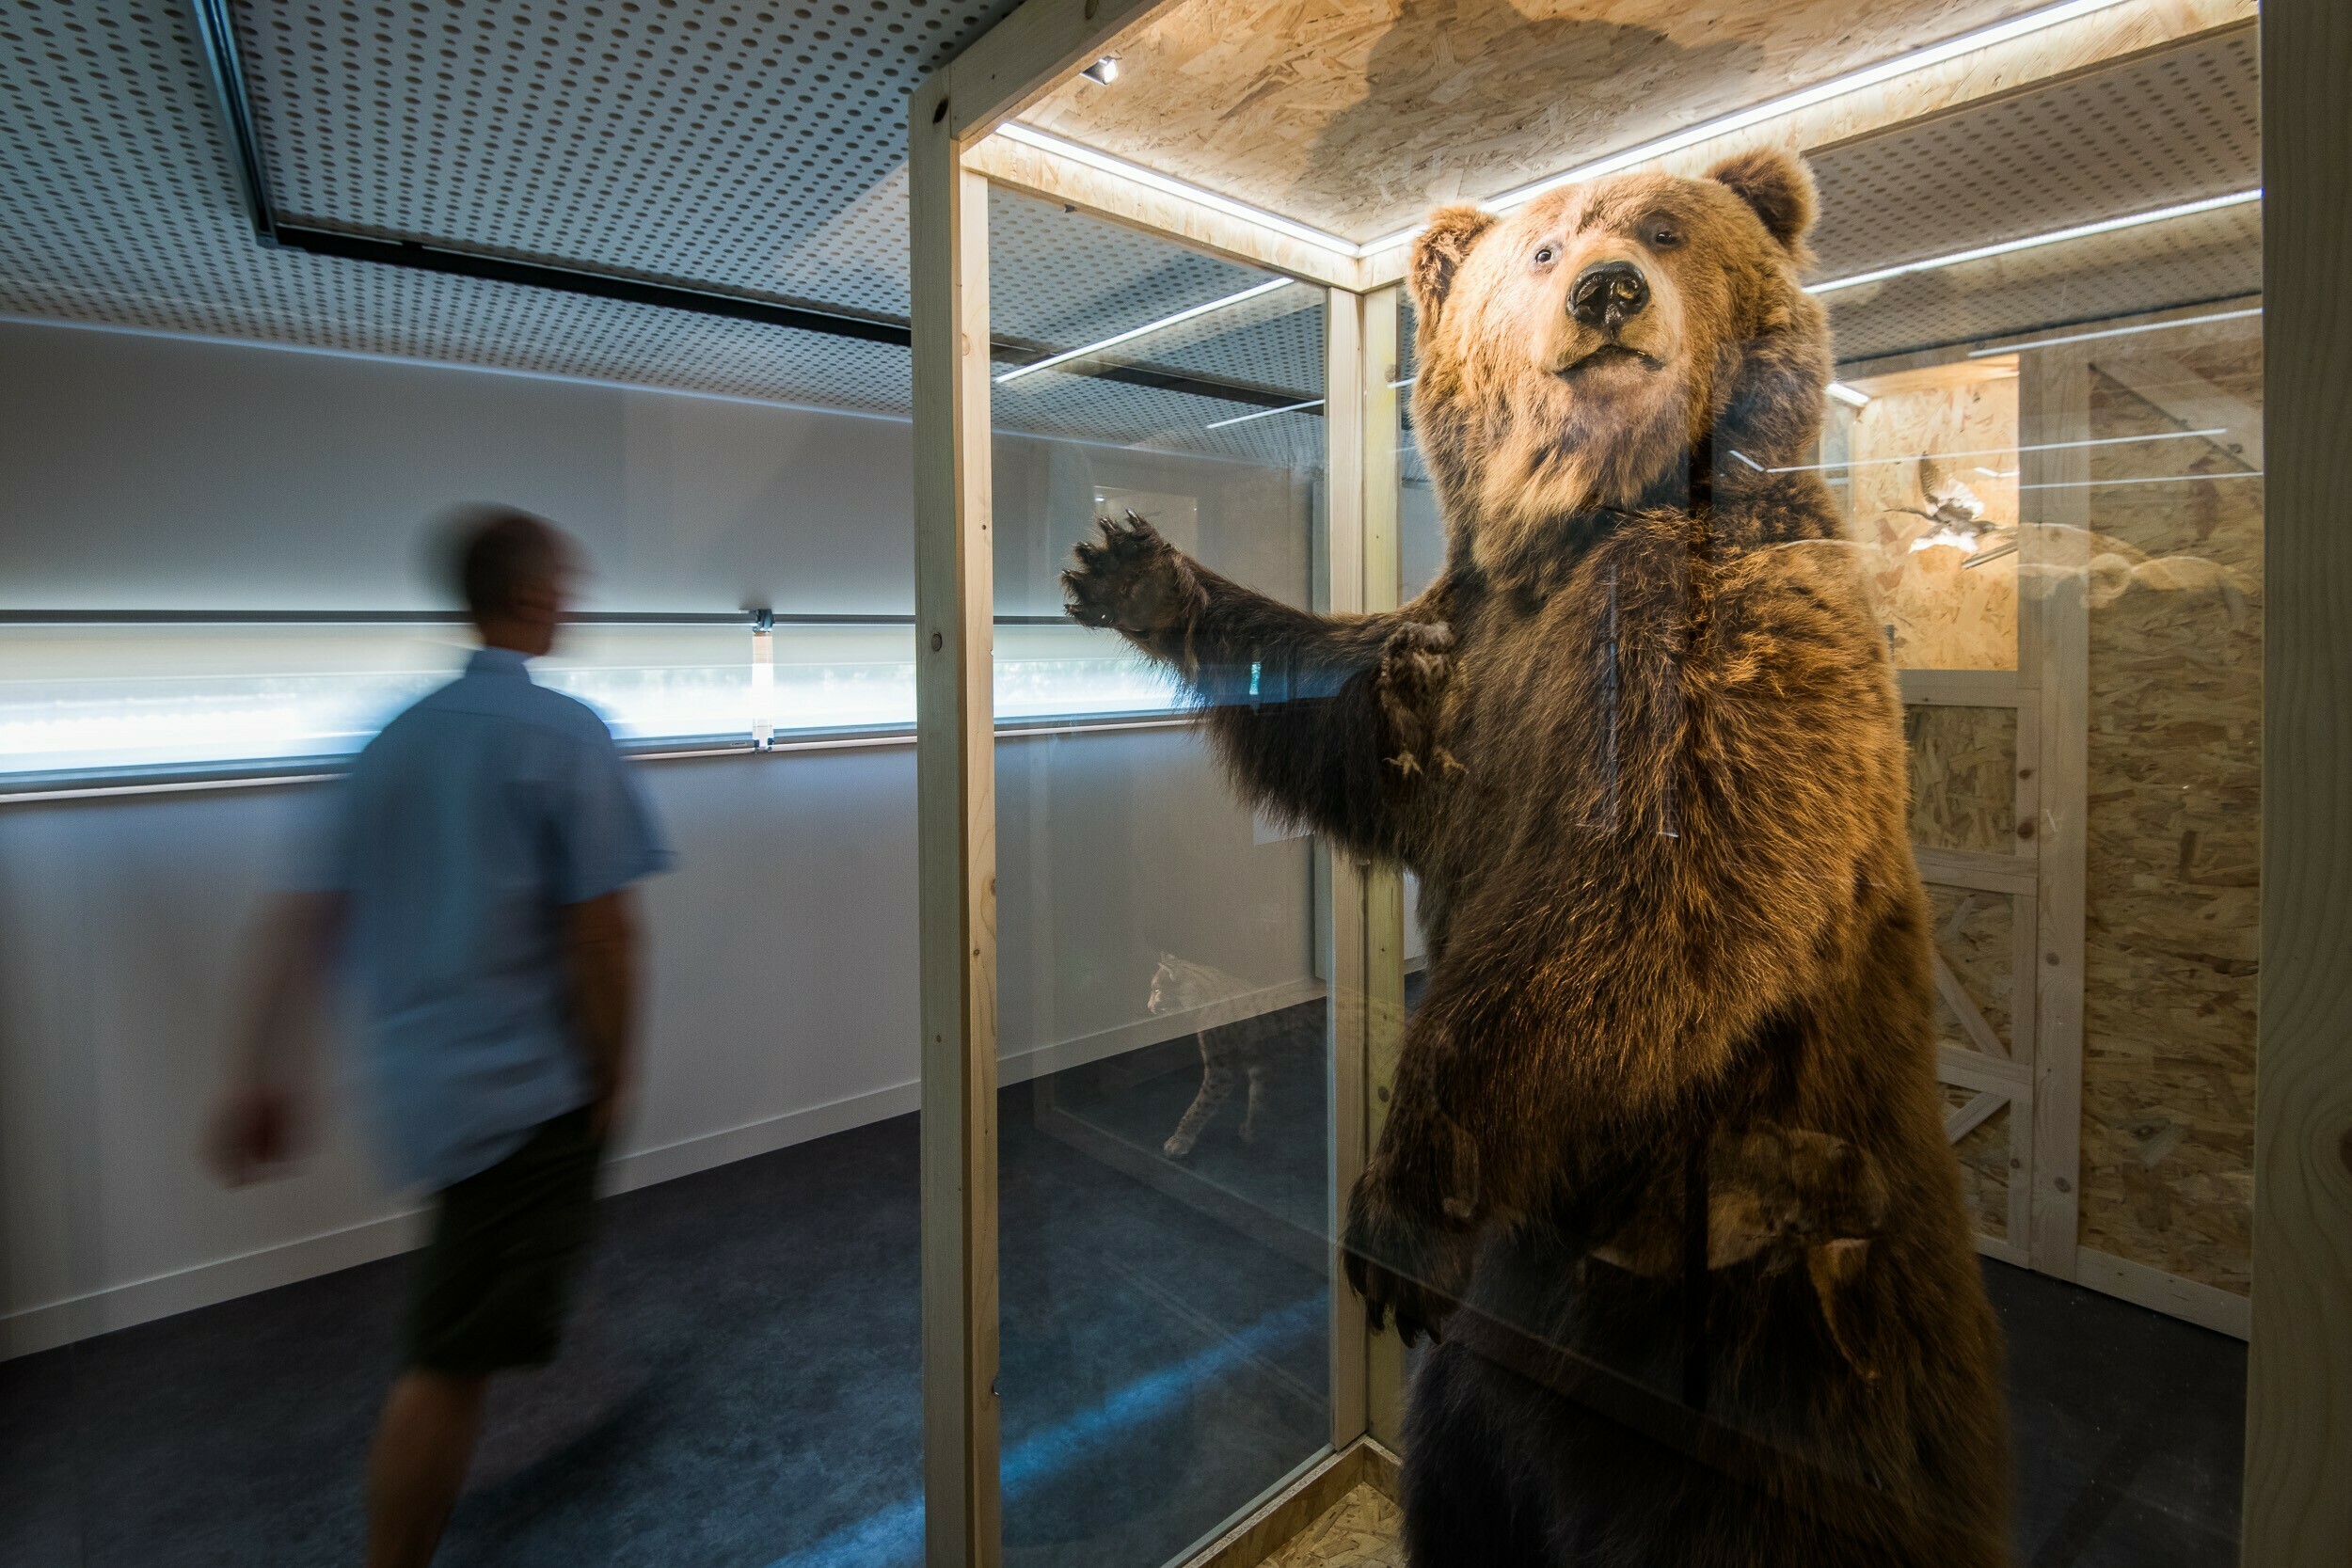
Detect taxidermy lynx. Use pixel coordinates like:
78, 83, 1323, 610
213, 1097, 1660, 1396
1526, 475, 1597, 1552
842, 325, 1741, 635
1148, 954, 1282, 1160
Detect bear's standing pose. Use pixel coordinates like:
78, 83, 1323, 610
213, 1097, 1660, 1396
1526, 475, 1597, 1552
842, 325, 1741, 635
1063, 149, 2011, 1567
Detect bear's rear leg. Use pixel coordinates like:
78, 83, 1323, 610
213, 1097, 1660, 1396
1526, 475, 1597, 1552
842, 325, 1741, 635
1401, 1339, 1556, 1568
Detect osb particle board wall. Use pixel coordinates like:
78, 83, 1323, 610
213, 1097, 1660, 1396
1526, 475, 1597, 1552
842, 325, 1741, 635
1945, 1085, 2013, 1242
2078, 328, 2263, 1297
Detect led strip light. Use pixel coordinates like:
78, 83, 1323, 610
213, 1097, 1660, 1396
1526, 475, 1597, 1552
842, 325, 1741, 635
1967, 305, 2264, 356
1804, 190, 2262, 294
993, 277, 1295, 384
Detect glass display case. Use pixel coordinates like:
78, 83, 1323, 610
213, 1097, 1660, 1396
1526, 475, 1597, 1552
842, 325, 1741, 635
911, 4, 2326, 1567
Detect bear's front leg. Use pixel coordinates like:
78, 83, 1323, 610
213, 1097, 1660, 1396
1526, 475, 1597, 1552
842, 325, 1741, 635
1343, 1106, 1481, 1344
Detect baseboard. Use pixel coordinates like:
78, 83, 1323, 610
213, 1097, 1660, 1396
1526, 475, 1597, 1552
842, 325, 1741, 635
2072, 1246, 2251, 1340
1971, 1231, 2031, 1269
0, 977, 1324, 1361
0, 1207, 429, 1361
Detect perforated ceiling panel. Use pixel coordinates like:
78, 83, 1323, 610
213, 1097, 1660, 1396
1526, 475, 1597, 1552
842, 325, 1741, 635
989, 185, 1276, 356
1825, 200, 2262, 363
0, 0, 1317, 428
0, 1, 916, 410
1808, 26, 2258, 286
235, 0, 1013, 315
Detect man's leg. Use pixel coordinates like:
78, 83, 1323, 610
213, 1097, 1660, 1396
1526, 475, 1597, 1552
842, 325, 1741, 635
364, 1369, 486, 1568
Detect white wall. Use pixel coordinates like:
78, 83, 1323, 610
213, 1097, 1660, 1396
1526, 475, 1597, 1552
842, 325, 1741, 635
0, 322, 1323, 1357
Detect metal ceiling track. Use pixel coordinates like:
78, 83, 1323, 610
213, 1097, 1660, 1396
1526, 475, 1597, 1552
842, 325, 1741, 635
184, 0, 1318, 414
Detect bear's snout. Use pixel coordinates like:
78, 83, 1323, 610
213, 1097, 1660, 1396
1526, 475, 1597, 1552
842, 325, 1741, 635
1568, 260, 1649, 331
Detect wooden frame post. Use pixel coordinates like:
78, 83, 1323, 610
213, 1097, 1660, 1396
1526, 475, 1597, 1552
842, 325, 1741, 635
1322, 283, 1373, 1456
2244, 0, 2352, 1558
2015, 344, 2090, 1281
1357, 283, 1408, 1449
912, 81, 1002, 1568
1321, 280, 1408, 1453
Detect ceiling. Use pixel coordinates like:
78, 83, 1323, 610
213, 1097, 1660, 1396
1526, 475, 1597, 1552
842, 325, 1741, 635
1023, 0, 2054, 245
0, 2, 2260, 463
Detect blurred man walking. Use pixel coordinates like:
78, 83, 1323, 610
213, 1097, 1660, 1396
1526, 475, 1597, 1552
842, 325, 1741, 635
211, 506, 670, 1568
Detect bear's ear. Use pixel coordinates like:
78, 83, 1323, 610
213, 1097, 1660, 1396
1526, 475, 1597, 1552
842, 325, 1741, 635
1409, 205, 1498, 317
1707, 148, 1818, 258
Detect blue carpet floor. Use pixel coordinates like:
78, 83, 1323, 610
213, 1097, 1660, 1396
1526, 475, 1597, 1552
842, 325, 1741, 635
0, 1004, 2243, 1567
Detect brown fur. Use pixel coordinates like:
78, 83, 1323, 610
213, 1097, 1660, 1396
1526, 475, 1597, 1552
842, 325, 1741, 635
1063, 150, 2011, 1567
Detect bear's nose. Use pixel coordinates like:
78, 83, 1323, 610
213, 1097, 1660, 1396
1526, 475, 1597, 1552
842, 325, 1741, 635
1569, 261, 1650, 330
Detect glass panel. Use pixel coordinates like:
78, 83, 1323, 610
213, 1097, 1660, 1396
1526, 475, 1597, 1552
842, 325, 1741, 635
990, 187, 1333, 1566
1831, 362, 2022, 670
2077, 318, 2263, 1303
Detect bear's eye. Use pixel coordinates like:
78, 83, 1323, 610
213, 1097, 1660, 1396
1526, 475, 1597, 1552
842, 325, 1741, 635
1649, 225, 1683, 249
1534, 245, 1557, 265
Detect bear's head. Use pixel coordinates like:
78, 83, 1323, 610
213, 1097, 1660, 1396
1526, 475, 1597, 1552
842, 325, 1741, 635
1407, 148, 1832, 580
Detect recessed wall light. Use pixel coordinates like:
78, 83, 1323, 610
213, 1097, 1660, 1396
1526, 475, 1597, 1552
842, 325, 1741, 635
1081, 56, 1120, 86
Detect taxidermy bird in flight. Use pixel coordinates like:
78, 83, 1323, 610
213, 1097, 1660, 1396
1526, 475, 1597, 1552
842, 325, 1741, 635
1898, 455, 2010, 560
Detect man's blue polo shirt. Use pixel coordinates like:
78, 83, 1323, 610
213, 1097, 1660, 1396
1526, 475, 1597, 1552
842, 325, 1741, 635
312, 646, 670, 1191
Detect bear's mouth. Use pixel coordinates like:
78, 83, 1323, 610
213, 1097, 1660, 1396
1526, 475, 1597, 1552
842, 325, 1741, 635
1561, 342, 1655, 376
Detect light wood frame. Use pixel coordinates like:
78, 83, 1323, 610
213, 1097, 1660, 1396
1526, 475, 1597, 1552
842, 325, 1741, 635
2245, 0, 2352, 1560
915, 1, 2344, 1562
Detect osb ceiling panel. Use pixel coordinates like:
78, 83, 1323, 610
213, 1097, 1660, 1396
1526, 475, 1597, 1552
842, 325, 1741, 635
1021, 0, 2052, 244
1807, 25, 2260, 283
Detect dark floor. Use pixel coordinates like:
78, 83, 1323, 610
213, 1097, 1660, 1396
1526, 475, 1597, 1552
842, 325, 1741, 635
1, 1007, 2245, 1567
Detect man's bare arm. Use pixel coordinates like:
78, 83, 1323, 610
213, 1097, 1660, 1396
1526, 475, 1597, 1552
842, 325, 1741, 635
565, 889, 641, 1139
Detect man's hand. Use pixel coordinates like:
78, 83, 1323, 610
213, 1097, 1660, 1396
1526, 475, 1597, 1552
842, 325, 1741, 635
566, 890, 640, 1144
207, 891, 343, 1187
206, 1083, 303, 1186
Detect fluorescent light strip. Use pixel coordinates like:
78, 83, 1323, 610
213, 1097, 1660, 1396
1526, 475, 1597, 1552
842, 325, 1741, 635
1826, 382, 1871, 407
993, 277, 1295, 385
1203, 397, 1325, 431
1770, 427, 2224, 474
1806, 190, 2261, 294
2019, 469, 2263, 490
1358, 0, 2143, 252
991, 121, 1359, 257
1967, 306, 2264, 357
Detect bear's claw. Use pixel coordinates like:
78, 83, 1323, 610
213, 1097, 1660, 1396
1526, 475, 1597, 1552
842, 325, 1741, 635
1061, 512, 1204, 641
1343, 1163, 1475, 1347
1377, 619, 1460, 784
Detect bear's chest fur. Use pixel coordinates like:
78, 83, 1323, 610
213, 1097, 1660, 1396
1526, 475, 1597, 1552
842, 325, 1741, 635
1411, 510, 1746, 886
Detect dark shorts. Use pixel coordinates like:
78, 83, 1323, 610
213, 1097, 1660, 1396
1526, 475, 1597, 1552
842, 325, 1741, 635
401, 1107, 604, 1377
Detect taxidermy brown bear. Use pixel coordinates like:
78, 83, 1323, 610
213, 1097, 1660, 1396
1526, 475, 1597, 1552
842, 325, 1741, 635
1063, 148, 2012, 1567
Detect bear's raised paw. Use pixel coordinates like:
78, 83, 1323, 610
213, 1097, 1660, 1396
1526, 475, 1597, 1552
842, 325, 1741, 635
1062, 512, 1206, 643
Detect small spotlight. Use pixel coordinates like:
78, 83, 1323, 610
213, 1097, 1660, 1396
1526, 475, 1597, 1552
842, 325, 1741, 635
1826, 382, 1871, 408
1080, 55, 1120, 86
